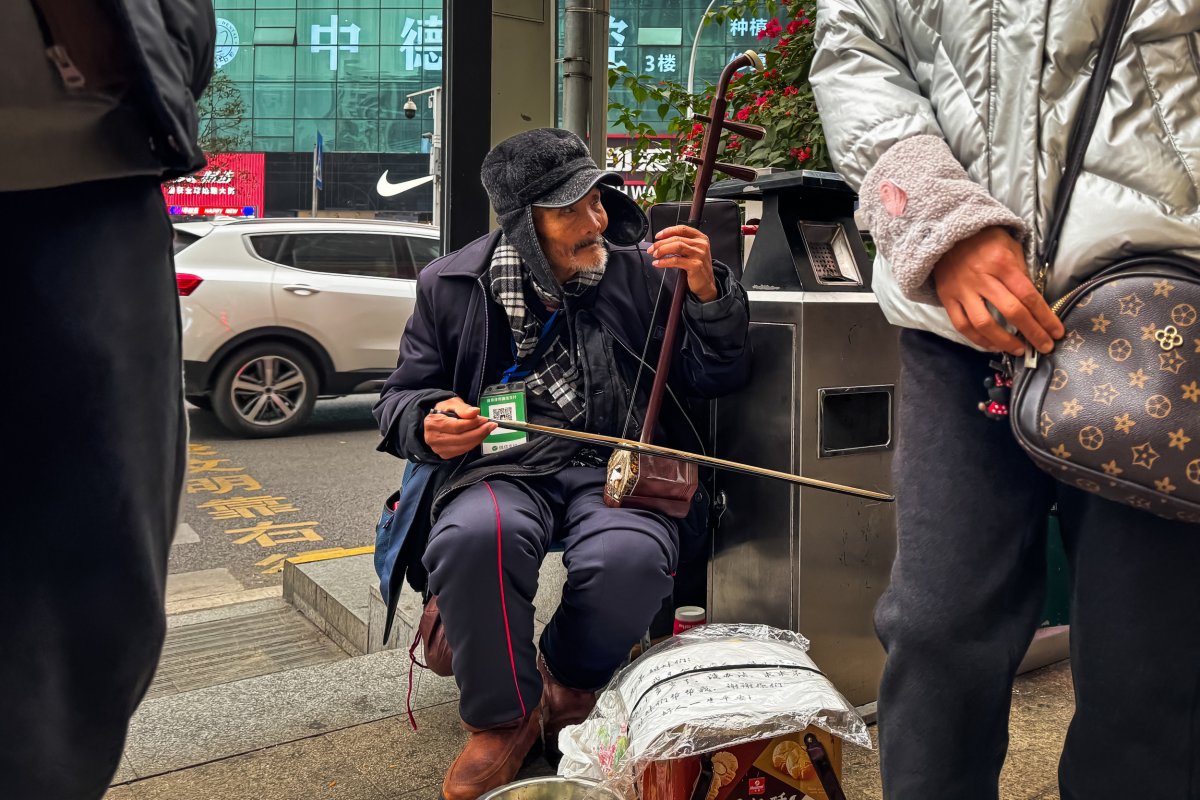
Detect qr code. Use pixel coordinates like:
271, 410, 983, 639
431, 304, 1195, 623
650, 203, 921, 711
491, 403, 516, 422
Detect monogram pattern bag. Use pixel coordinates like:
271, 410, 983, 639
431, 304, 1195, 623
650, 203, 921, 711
1010, 0, 1200, 522
1013, 257, 1200, 521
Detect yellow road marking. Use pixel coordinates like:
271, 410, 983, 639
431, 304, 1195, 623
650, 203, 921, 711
286, 545, 375, 565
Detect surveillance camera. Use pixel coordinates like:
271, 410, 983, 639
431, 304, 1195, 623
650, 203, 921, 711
403, 99, 417, 119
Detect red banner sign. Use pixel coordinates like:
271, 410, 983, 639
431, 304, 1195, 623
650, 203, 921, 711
164, 153, 265, 217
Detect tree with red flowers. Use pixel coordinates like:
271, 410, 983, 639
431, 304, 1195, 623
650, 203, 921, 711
608, 1, 828, 205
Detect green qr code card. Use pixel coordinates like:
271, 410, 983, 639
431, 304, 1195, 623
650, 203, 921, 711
480, 387, 527, 454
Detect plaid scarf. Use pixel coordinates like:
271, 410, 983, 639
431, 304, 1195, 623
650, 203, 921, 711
487, 236, 604, 424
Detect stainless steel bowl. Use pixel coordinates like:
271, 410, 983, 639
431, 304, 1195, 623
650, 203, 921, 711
478, 777, 625, 800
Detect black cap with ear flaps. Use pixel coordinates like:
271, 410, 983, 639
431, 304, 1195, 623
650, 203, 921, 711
481, 128, 649, 249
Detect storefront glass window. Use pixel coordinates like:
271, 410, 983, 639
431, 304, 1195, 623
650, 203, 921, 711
295, 84, 336, 118
203, 1, 773, 157
253, 84, 295, 118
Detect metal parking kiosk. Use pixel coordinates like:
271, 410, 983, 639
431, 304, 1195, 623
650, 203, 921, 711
706, 170, 900, 707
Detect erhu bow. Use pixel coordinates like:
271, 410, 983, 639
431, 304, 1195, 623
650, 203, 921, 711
448, 49, 894, 509
433, 412, 893, 503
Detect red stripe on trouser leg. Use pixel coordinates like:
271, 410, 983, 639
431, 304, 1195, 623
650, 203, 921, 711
484, 481, 528, 718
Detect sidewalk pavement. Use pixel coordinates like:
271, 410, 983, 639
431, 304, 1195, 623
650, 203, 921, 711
107, 546, 1074, 799
105, 656, 1074, 800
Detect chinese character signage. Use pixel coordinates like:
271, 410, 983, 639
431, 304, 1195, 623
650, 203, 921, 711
163, 153, 266, 217
609, 17, 629, 68
400, 14, 443, 71
601, 3, 787, 135
310, 15, 361, 70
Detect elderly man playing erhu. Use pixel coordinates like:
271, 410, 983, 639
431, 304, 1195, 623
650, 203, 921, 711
373, 128, 751, 800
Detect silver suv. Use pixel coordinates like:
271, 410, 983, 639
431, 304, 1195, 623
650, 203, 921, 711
174, 218, 439, 437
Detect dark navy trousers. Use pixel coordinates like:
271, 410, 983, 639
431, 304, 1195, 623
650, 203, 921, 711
878, 329, 1200, 799
423, 467, 678, 728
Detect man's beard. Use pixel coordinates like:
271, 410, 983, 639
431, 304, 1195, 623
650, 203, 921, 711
568, 238, 608, 273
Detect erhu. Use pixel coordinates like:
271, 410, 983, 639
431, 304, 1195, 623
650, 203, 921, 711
603, 49, 768, 518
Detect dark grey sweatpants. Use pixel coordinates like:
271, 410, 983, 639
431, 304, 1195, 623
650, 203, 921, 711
879, 329, 1200, 799
1, 178, 186, 800
423, 467, 678, 728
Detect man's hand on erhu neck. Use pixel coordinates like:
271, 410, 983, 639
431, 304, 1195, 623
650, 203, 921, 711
648, 226, 718, 303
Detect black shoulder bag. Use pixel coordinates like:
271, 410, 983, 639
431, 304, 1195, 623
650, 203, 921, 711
1011, 0, 1200, 523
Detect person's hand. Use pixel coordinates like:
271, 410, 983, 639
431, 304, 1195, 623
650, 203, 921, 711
932, 226, 1065, 356
423, 396, 496, 460
648, 225, 718, 302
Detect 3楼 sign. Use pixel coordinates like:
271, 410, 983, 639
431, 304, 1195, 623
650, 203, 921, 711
164, 153, 265, 217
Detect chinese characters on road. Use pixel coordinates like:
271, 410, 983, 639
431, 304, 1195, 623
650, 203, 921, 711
186, 444, 334, 574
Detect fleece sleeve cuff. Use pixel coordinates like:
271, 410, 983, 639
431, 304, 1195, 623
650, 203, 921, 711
855, 134, 1027, 305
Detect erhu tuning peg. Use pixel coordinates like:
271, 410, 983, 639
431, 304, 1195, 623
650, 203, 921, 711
692, 114, 766, 141
684, 157, 758, 182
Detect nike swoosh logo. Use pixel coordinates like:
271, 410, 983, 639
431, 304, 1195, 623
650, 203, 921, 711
376, 172, 435, 198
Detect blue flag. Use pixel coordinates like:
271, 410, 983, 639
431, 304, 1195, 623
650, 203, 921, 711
315, 132, 324, 190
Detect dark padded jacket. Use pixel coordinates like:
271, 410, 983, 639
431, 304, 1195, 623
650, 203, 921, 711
372, 230, 752, 607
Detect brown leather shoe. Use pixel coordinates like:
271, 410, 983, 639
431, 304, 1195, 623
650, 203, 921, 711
538, 654, 597, 760
439, 709, 543, 800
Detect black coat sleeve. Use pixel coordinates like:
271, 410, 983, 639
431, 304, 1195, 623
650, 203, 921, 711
674, 260, 753, 399
373, 269, 455, 460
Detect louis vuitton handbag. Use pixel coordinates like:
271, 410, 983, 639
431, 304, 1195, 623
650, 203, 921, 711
1010, 0, 1200, 522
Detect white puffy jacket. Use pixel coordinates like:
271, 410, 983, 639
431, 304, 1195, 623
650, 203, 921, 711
810, 0, 1200, 347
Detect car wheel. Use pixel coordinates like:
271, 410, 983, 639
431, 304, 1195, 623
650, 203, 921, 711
186, 394, 213, 411
212, 343, 318, 438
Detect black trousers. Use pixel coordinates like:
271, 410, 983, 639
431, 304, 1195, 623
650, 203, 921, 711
0, 179, 186, 800
423, 467, 678, 728
878, 329, 1200, 799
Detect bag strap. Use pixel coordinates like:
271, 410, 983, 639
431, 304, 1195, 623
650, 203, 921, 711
1039, 0, 1136, 276
803, 732, 847, 800
688, 756, 714, 800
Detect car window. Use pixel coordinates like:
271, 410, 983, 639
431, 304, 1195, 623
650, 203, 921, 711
173, 230, 203, 254
250, 233, 398, 279
287, 233, 398, 278
248, 234, 287, 263
394, 235, 441, 280
408, 236, 441, 273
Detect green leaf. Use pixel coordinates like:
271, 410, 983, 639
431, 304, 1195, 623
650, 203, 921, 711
657, 102, 671, 120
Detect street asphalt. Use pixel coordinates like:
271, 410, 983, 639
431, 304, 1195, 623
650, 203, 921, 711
175, 395, 399, 589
